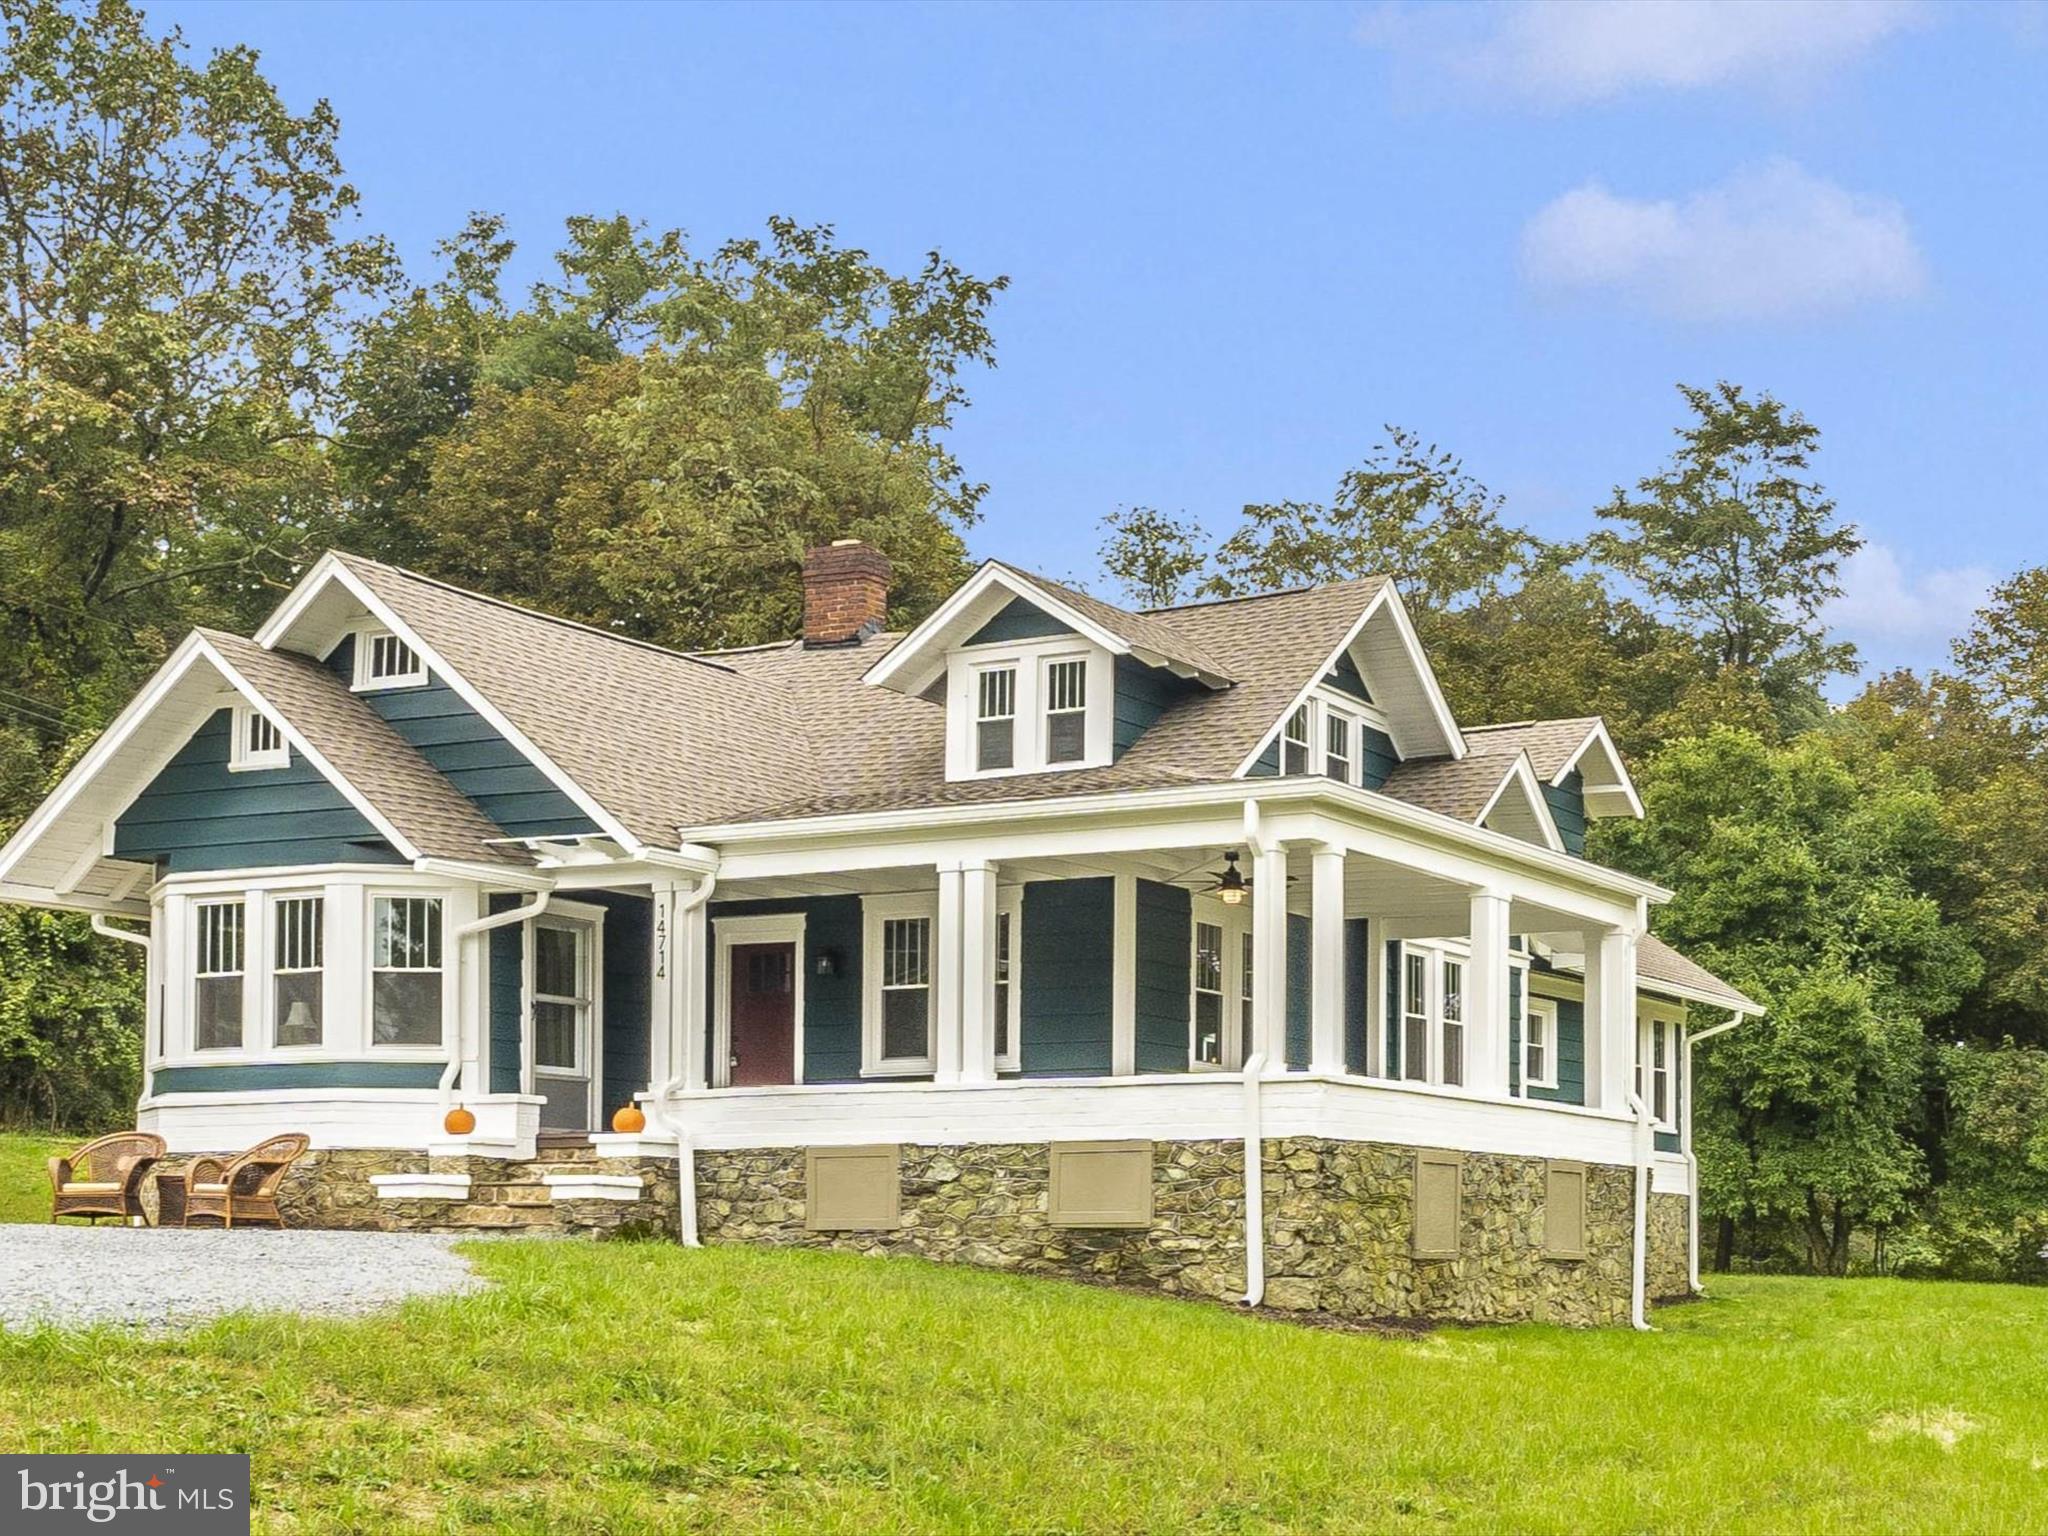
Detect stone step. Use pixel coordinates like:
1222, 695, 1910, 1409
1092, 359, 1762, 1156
530, 1145, 599, 1164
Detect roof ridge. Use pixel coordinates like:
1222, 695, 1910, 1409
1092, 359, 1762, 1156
1138, 573, 1387, 616
328, 550, 743, 677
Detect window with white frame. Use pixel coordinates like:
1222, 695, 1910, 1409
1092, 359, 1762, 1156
230, 706, 288, 771
1282, 705, 1312, 775
1440, 958, 1465, 1087
991, 897, 1024, 1073
1239, 929, 1255, 1065
862, 895, 935, 1074
353, 629, 425, 690
976, 666, 1016, 772
1523, 996, 1559, 1092
371, 895, 443, 1046
1192, 920, 1226, 1066
193, 900, 245, 1051
1637, 1015, 1676, 1127
1325, 710, 1352, 782
1401, 949, 1429, 1082
271, 895, 324, 1048
1044, 657, 1088, 764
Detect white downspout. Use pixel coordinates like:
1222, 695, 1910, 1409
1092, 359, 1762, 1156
1682, 1010, 1746, 1294
91, 915, 152, 953
1625, 1088, 1654, 1331
647, 870, 718, 1246
1239, 797, 1270, 1306
448, 889, 553, 1113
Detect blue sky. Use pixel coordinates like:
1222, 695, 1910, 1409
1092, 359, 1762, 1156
157, 0, 2047, 682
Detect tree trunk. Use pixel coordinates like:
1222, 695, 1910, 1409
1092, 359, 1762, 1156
1714, 1214, 1735, 1273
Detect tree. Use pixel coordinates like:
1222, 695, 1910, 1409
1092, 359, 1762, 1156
1595, 383, 1861, 731
1595, 728, 1980, 1274
1201, 426, 1538, 614
1098, 505, 1208, 608
1951, 565, 2048, 744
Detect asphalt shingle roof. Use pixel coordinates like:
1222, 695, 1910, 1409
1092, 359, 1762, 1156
203, 631, 528, 867
1637, 933, 1761, 1013
1463, 718, 1602, 781
1376, 753, 1523, 821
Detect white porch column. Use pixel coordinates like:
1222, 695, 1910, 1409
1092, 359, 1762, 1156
648, 881, 680, 1090
1111, 871, 1137, 1075
1251, 844, 1288, 1064
934, 861, 966, 1083
1582, 926, 1637, 1110
1309, 843, 1347, 1075
958, 859, 999, 1084
678, 890, 711, 1093
1465, 889, 1512, 1097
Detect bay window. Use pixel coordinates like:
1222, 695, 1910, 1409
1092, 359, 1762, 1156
271, 895, 324, 1048
371, 894, 443, 1046
193, 900, 245, 1051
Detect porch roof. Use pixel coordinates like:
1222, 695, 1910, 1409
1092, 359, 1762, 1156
1636, 934, 1762, 1015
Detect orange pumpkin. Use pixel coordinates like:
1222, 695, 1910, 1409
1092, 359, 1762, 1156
443, 1104, 477, 1136
611, 1103, 647, 1134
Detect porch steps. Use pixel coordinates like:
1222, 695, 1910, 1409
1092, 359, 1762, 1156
424, 1143, 642, 1232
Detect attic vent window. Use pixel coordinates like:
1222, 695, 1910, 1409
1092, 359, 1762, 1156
229, 706, 288, 771
354, 630, 425, 690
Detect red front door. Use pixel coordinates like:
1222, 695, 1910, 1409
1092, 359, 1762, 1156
729, 942, 797, 1086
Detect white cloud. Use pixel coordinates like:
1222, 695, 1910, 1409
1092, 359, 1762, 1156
1824, 542, 1994, 650
1519, 159, 1926, 322
1359, 0, 1925, 107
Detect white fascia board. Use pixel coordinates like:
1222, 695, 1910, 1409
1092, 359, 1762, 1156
1232, 583, 1466, 777
193, 635, 424, 862
257, 558, 643, 855
681, 773, 1673, 905
0, 632, 215, 889
1553, 718, 1645, 820
1476, 752, 1567, 855
1641, 979, 1764, 1016
0, 881, 149, 918
862, 562, 1136, 696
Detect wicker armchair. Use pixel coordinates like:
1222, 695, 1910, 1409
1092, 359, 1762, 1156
48, 1131, 166, 1223
181, 1134, 311, 1229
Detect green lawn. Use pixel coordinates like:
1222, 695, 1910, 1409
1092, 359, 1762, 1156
4, 1139, 2047, 1533
0, 1131, 67, 1224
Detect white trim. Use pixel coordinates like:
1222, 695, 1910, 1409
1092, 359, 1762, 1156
995, 883, 1024, 1075
372, 1172, 471, 1200
1233, 583, 1465, 775
711, 911, 807, 1089
1552, 718, 1646, 820
944, 636, 1113, 780
1522, 996, 1560, 1092
529, 903, 606, 1132
1476, 753, 1568, 854
1110, 872, 1137, 1075
861, 891, 938, 1077
255, 554, 643, 854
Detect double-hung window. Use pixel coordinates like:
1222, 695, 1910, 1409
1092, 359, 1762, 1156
1401, 950, 1429, 1082
1638, 1016, 1675, 1126
1044, 658, 1088, 764
371, 895, 443, 1046
863, 895, 936, 1074
993, 901, 1021, 1072
1192, 920, 1226, 1066
1282, 706, 1312, 775
1523, 997, 1559, 1092
1325, 710, 1352, 783
193, 901, 245, 1051
1239, 930, 1255, 1064
976, 667, 1016, 771
271, 895, 324, 1048
1439, 958, 1465, 1088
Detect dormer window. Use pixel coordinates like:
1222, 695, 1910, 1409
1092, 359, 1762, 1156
1044, 658, 1087, 764
976, 667, 1016, 771
1325, 712, 1351, 782
945, 640, 1110, 780
353, 629, 425, 691
1282, 706, 1312, 775
229, 706, 288, 771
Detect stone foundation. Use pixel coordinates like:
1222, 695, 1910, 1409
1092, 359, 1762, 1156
160, 1137, 1692, 1326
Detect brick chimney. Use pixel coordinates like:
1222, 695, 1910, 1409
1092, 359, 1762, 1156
801, 539, 892, 647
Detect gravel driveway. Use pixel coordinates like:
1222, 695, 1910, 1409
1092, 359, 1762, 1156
0, 1226, 484, 1332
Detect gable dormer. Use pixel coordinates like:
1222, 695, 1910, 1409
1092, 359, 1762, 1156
865, 563, 1231, 784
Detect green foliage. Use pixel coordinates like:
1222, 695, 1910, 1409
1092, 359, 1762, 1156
1098, 505, 1208, 608
0, 909, 140, 1131
1595, 728, 1980, 1274
1594, 382, 1862, 731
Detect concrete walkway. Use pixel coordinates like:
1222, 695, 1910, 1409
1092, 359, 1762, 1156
0, 1226, 483, 1332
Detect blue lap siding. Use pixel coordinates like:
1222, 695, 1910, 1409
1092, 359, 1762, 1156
152, 1061, 444, 1093
965, 597, 1073, 645
488, 893, 524, 1093
589, 890, 653, 1113
326, 634, 595, 840
1133, 878, 1191, 1071
1545, 770, 1588, 856
112, 709, 401, 872
1020, 877, 1114, 1076
706, 896, 865, 1084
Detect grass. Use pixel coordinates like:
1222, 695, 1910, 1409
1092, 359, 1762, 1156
0, 1130, 68, 1224
5, 1137, 2047, 1533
